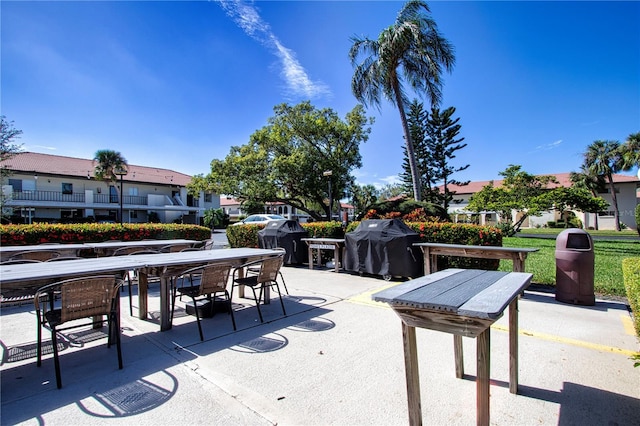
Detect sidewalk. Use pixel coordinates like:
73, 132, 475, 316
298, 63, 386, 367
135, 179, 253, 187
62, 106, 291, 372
1, 264, 639, 425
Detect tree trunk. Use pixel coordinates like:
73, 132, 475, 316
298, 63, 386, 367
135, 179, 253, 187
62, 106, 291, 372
394, 82, 422, 201
606, 174, 621, 231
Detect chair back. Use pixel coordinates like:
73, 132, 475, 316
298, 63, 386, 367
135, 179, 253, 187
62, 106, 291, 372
112, 246, 146, 256
11, 250, 60, 261
160, 244, 192, 253
257, 255, 284, 284
199, 264, 232, 295
58, 276, 120, 323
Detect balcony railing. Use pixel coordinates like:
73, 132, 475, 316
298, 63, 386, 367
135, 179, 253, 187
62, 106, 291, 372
9, 190, 199, 208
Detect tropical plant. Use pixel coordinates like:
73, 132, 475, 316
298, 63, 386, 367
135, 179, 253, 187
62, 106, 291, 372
583, 140, 626, 231
203, 207, 228, 229
0, 116, 23, 222
570, 165, 606, 230
93, 149, 128, 193
349, 0, 455, 201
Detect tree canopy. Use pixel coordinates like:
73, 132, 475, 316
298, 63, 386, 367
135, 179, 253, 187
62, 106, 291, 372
466, 165, 608, 234
188, 102, 373, 221
349, 0, 455, 201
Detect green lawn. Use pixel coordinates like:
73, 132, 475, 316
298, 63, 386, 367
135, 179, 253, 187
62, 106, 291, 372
500, 237, 640, 296
517, 228, 639, 237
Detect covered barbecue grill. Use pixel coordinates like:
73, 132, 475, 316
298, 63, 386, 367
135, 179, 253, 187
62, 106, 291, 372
258, 219, 309, 264
343, 219, 423, 280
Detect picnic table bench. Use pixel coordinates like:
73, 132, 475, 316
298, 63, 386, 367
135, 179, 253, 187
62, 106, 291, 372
301, 238, 345, 273
414, 242, 539, 275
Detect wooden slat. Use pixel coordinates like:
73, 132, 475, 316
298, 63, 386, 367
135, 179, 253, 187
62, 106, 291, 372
372, 269, 462, 304
458, 272, 532, 319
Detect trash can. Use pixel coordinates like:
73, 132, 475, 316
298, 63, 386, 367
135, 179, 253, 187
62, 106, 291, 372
555, 229, 595, 305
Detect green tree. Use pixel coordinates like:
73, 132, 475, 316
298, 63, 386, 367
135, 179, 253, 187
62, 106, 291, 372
348, 183, 379, 218
620, 132, 640, 170
203, 207, 228, 229
570, 165, 606, 230
378, 183, 407, 201
349, 0, 455, 202
583, 140, 627, 231
466, 165, 558, 233
400, 100, 437, 202
0, 116, 23, 222
540, 187, 609, 228
425, 106, 469, 211
93, 149, 128, 221
188, 102, 372, 221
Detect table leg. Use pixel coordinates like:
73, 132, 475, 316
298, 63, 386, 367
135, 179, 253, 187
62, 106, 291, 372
422, 248, 431, 275
238, 267, 245, 298
138, 272, 148, 320
308, 246, 314, 270
160, 276, 171, 331
454, 335, 464, 378
477, 328, 490, 426
402, 322, 422, 426
509, 298, 518, 394
334, 246, 340, 273
316, 248, 322, 267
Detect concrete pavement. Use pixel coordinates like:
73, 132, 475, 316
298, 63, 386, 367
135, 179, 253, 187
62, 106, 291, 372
1, 263, 639, 425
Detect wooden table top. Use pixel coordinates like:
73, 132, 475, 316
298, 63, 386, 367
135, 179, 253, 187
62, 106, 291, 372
0, 239, 199, 254
372, 269, 533, 320
414, 242, 539, 254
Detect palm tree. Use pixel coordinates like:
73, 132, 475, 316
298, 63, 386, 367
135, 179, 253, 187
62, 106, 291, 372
620, 132, 640, 170
583, 140, 624, 231
569, 165, 606, 230
349, 0, 455, 201
93, 150, 128, 218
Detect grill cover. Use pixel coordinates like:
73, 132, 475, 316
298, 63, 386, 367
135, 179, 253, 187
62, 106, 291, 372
258, 220, 309, 264
343, 219, 423, 278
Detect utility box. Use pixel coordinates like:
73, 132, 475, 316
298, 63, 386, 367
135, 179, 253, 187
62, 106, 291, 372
555, 229, 595, 305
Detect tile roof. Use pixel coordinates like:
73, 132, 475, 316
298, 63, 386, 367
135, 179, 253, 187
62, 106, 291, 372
442, 172, 639, 194
2, 152, 192, 186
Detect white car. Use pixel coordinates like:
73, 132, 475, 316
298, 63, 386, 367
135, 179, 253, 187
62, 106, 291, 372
232, 214, 286, 226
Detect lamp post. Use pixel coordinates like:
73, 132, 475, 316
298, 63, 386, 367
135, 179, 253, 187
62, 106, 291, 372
114, 166, 128, 224
323, 170, 333, 221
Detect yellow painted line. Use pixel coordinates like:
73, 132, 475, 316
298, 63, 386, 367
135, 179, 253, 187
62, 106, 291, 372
621, 314, 637, 336
349, 285, 640, 358
492, 324, 639, 357
347, 282, 398, 308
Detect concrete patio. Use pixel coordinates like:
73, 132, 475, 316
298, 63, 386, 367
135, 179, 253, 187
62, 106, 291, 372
1, 264, 639, 425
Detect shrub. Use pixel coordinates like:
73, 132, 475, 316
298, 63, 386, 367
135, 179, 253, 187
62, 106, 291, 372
635, 204, 640, 236
226, 221, 344, 248
0, 223, 211, 245
622, 257, 640, 338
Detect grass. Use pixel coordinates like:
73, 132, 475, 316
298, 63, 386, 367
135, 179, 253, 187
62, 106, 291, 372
500, 237, 640, 297
517, 228, 639, 237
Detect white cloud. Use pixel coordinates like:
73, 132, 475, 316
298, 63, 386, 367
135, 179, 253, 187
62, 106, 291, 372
216, 0, 330, 99
529, 139, 562, 153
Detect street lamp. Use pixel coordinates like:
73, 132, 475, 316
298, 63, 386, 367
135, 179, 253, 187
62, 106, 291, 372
114, 166, 128, 224
323, 170, 333, 221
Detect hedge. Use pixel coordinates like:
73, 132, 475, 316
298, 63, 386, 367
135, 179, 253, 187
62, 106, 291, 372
228, 220, 503, 270
0, 223, 212, 245
622, 257, 640, 338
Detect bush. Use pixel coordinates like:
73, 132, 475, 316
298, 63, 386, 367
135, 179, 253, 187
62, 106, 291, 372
0, 223, 211, 245
636, 204, 640, 236
622, 257, 640, 338
226, 221, 344, 248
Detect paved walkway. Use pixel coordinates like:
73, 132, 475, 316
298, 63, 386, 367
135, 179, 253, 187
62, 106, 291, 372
1, 264, 639, 425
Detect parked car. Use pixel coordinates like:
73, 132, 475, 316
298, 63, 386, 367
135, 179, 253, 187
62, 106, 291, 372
232, 214, 285, 226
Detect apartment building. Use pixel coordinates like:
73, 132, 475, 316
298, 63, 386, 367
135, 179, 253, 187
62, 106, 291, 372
1, 152, 218, 224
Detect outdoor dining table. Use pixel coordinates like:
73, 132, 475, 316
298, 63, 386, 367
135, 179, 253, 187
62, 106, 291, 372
0, 248, 281, 331
0, 239, 199, 261
372, 268, 533, 426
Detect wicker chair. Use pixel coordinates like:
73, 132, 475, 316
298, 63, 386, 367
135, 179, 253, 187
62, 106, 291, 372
159, 243, 193, 253
34, 275, 123, 389
246, 247, 289, 294
231, 254, 286, 323
171, 264, 235, 340
10, 250, 60, 262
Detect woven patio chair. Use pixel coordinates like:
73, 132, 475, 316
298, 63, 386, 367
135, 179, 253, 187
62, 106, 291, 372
10, 250, 60, 262
171, 263, 235, 341
34, 275, 123, 389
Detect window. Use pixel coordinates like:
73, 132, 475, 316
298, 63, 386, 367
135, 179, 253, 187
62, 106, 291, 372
8, 179, 22, 191
598, 211, 615, 217
61, 183, 73, 194
204, 193, 212, 202
128, 187, 138, 196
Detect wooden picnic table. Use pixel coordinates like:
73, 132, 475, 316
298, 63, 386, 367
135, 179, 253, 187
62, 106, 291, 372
0, 248, 280, 331
414, 242, 539, 275
373, 268, 533, 426
301, 238, 345, 273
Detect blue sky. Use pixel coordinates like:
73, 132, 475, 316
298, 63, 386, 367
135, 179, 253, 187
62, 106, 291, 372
2, 1, 639, 189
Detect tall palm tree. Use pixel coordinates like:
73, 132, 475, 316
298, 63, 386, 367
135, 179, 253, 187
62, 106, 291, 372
93, 149, 128, 214
583, 140, 624, 231
620, 132, 640, 170
349, 0, 455, 201
569, 165, 606, 230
